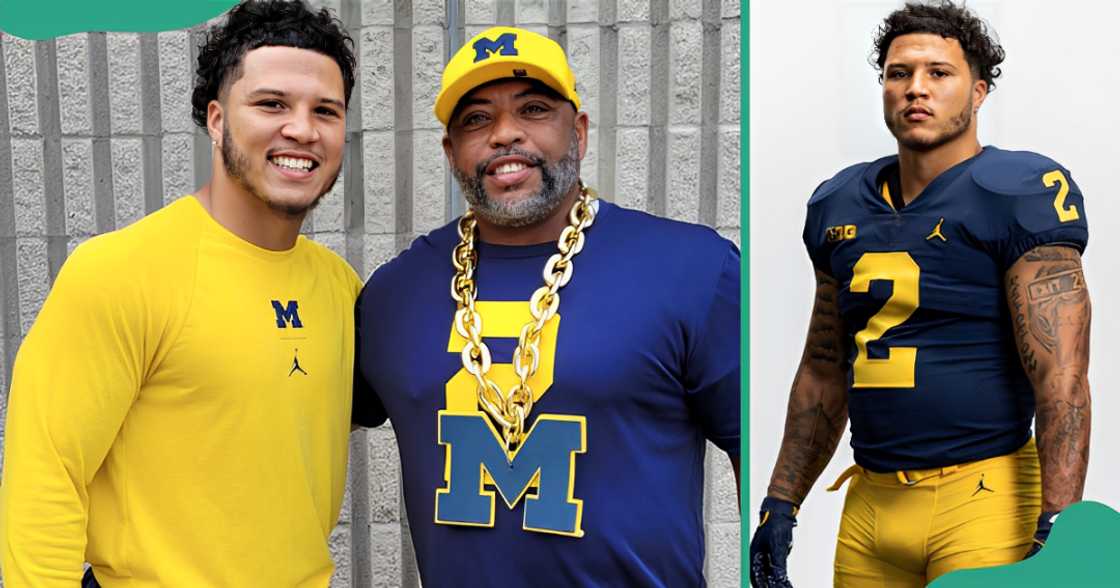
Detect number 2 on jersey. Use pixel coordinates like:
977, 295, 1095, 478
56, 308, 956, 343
850, 252, 920, 388
1043, 170, 1079, 223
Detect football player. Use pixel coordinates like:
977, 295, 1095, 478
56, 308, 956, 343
750, 2, 1091, 586
353, 26, 741, 587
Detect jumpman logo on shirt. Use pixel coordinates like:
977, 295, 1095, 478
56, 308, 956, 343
927, 216, 945, 241
289, 348, 308, 377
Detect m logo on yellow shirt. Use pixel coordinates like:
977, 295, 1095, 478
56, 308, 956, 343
271, 300, 303, 328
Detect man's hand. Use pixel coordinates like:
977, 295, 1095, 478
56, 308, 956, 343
749, 497, 798, 588
1023, 511, 1060, 559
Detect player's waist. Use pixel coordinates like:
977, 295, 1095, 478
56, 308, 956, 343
845, 375, 1034, 471
829, 437, 1037, 491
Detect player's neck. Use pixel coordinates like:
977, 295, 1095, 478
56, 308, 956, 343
474, 186, 582, 246
194, 176, 306, 251
897, 134, 982, 206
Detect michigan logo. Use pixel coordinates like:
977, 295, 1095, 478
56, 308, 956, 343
435, 412, 585, 536
271, 299, 303, 328
472, 32, 518, 63
438, 301, 585, 537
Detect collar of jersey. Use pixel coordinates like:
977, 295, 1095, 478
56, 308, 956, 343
182, 194, 306, 261
862, 146, 996, 210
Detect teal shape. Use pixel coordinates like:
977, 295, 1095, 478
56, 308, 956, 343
931, 501, 1120, 587
0, 0, 238, 40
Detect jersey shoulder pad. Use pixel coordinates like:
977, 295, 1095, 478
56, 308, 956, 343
970, 148, 1073, 197
807, 161, 870, 205
806, 155, 891, 206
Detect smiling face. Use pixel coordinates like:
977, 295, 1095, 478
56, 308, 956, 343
443, 79, 588, 228
208, 45, 346, 217
881, 33, 987, 153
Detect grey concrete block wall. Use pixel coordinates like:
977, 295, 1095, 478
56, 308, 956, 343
0, 0, 741, 585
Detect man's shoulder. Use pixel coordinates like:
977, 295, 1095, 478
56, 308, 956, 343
963, 148, 1087, 260
807, 156, 892, 207
598, 202, 738, 302
46, 197, 204, 319
362, 218, 458, 294
603, 201, 735, 253
969, 147, 1075, 198
65, 196, 202, 275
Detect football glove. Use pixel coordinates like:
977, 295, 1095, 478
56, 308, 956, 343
1023, 511, 1059, 559
749, 496, 799, 588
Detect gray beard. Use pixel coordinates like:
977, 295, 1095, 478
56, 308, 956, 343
453, 131, 581, 228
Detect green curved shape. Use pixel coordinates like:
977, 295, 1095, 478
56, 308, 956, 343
0, 0, 238, 40
931, 501, 1120, 587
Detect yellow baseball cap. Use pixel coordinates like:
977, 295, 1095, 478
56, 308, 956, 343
434, 26, 581, 126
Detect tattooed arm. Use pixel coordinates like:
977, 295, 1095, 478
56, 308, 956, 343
766, 271, 850, 505
1005, 245, 1091, 513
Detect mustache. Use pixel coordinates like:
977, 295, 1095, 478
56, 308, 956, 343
473, 147, 545, 177
901, 104, 933, 116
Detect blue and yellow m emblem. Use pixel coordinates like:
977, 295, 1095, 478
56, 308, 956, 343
472, 32, 518, 63
435, 412, 586, 536
271, 299, 303, 328
437, 301, 585, 537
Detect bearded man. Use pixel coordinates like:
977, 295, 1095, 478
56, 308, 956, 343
352, 26, 741, 587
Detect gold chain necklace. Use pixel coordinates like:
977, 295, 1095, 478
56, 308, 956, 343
450, 184, 597, 453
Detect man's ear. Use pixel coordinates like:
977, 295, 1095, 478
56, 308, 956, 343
972, 78, 989, 114
442, 133, 454, 168
574, 110, 589, 160
207, 99, 225, 149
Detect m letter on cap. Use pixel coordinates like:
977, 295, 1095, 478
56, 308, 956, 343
473, 32, 518, 63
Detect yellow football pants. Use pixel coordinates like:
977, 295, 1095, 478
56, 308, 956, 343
828, 439, 1041, 587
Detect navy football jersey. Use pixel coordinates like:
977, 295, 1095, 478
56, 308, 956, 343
354, 200, 740, 587
803, 147, 1088, 472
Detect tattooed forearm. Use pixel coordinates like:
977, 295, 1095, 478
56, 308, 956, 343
1036, 397, 1089, 467
768, 396, 847, 503
1036, 393, 1091, 511
1006, 245, 1092, 512
767, 272, 850, 504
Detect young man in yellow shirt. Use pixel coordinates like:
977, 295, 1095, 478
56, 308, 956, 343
0, 1, 362, 585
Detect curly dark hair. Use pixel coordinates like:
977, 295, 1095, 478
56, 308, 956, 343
871, 1, 1005, 91
191, 0, 356, 129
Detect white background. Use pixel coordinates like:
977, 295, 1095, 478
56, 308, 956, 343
749, 1, 1120, 584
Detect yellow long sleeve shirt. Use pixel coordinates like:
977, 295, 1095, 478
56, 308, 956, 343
0, 196, 361, 587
